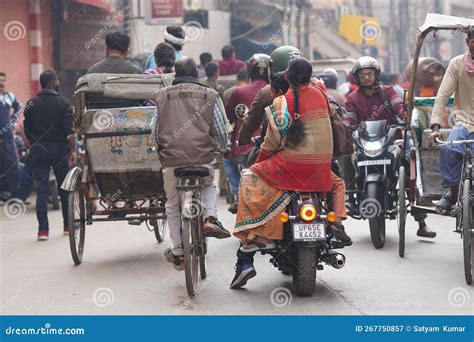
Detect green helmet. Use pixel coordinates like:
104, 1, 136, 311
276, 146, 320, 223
269, 45, 303, 78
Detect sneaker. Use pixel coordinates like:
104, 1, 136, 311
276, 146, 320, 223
239, 237, 276, 253
38, 231, 49, 241
228, 203, 238, 214
230, 263, 256, 289
203, 216, 231, 239
63, 227, 70, 236
331, 223, 352, 246
417, 225, 436, 238
164, 248, 184, 271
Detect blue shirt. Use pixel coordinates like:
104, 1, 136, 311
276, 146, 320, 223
144, 50, 183, 71
0, 92, 21, 142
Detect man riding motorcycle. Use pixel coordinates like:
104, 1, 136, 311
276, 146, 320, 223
224, 53, 270, 214
344, 56, 435, 238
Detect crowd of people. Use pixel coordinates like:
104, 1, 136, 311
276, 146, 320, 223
1, 24, 473, 288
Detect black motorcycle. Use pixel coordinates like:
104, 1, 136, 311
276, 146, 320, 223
261, 192, 347, 296
347, 120, 404, 249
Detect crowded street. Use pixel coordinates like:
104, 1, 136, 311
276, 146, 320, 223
1, 191, 471, 315
1, 0, 473, 341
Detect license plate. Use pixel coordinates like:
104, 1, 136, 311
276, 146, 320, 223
357, 159, 391, 166
293, 223, 326, 241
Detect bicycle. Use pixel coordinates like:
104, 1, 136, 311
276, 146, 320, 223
174, 166, 209, 297
437, 137, 474, 285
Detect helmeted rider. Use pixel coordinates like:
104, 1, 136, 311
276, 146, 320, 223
344, 56, 436, 238
224, 53, 270, 213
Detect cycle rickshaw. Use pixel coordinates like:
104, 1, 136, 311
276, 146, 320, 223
399, 13, 474, 285
61, 73, 173, 265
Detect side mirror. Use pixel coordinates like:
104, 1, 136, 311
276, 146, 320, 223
235, 103, 249, 119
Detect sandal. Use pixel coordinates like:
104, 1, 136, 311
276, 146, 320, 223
240, 237, 276, 253
435, 194, 456, 216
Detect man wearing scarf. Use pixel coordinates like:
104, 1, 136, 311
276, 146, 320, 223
430, 27, 474, 214
144, 26, 186, 70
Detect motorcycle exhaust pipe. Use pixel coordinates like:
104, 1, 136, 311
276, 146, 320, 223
326, 252, 346, 269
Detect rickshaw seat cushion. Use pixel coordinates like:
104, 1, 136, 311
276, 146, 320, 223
174, 166, 210, 178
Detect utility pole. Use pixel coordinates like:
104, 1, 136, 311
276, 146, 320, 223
123, 0, 131, 36
303, 0, 311, 58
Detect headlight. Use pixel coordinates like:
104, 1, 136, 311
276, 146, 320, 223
361, 137, 385, 157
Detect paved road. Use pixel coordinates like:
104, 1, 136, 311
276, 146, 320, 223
1, 190, 473, 315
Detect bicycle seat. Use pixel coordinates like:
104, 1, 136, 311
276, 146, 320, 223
174, 166, 210, 178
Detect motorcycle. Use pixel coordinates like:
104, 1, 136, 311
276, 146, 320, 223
261, 192, 347, 296
347, 120, 404, 249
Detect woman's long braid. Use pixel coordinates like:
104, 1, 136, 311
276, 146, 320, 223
293, 84, 299, 120
286, 84, 304, 146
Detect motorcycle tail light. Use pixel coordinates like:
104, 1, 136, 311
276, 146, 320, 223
279, 212, 289, 223
300, 204, 317, 222
327, 211, 337, 223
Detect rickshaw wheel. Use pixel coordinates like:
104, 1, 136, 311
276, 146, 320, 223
151, 219, 167, 243
182, 218, 199, 297
68, 185, 86, 266
462, 178, 473, 285
397, 166, 407, 258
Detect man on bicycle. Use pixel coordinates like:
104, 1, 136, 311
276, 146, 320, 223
152, 57, 232, 271
430, 28, 474, 214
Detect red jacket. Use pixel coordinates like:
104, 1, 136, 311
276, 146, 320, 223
225, 79, 268, 156
344, 85, 405, 126
218, 58, 246, 76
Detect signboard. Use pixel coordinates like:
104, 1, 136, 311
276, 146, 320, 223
338, 14, 380, 46
145, 0, 183, 25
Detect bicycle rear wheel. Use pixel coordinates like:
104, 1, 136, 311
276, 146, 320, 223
462, 178, 473, 285
182, 218, 199, 297
198, 216, 207, 280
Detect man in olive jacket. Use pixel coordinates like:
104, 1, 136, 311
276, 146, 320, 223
152, 57, 232, 271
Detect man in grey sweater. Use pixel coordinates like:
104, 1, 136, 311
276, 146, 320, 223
87, 32, 141, 75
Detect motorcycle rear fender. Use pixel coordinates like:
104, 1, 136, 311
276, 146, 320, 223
60, 166, 82, 192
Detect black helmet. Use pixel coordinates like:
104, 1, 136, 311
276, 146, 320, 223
318, 68, 338, 89
247, 53, 270, 81
353, 56, 381, 84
